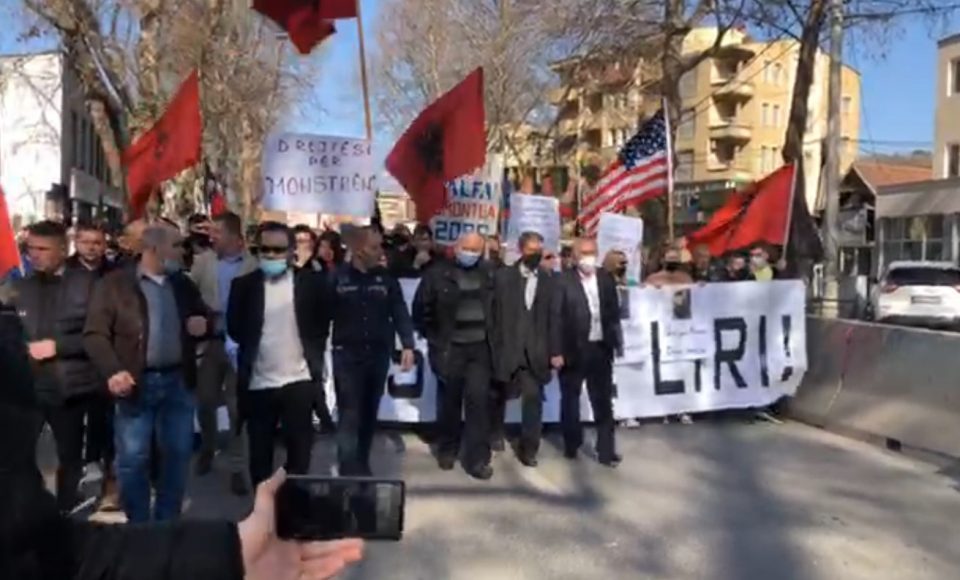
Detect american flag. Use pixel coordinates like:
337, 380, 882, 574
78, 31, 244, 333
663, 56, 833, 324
579, 109, 671, 234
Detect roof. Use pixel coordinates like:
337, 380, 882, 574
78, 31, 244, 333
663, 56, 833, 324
938, 32, 960, 48
851, 161, 932, 194
886, 261, 960, 271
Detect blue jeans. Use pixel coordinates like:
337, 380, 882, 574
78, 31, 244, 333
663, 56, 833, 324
115, 370, 195, 523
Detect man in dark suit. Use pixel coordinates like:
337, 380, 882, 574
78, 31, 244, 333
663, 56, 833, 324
551, 238, 624, 467
490, 231, 557, 467
227, 222, 328, 487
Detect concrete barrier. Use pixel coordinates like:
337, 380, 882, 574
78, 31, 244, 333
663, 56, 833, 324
791, 317, 960, 459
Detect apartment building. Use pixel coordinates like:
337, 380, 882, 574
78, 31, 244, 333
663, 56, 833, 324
0, 51, 122, 229
549, 28, 861, 227
934, 34, 960, 178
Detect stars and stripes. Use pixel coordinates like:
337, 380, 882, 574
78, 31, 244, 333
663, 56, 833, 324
579, 109, 671, 235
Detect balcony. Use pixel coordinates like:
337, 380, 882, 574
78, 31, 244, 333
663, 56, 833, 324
706, 159, 753, 181
709, 119, 753, 143
711, 78, 755, 100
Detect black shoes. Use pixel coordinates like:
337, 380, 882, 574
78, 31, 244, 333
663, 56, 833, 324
466, 464, 494, 480
490, 437, 506, 453
564, 448, 579, 460
599, 453, 623, 468
437, 455, 456, 471
518, 454, 539, 468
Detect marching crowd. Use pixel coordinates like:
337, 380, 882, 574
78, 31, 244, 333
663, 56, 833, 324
0, 210, 787, 579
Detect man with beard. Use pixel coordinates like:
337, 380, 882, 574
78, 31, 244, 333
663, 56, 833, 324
324, 226, 415, 476
490, 231, 557, 467
413, 232, 496, 479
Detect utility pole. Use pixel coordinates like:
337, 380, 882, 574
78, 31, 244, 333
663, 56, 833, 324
822, 0, 843, 316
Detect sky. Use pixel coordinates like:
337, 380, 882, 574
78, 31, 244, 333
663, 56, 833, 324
0, 2, 953, 158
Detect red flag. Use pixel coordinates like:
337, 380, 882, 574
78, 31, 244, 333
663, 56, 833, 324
688, 164, 797, 257
318, 0, 359, 19
123, 71, 202, 218
386, 67, 486, 223
0, 184, 21, 277
254, 0, 337, 55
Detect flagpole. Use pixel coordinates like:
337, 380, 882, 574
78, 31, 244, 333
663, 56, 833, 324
356, 0, 374, 141
662, 97, 675, 241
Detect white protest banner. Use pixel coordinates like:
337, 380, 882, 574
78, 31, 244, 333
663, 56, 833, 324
320, 280, 807, 422
261, 133, 376, 217
431, 155, 503, 246
506, 193, 561, 255
597, 212, 644, 285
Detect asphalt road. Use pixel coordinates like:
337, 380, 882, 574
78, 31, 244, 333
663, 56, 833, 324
64, 420, 960, 580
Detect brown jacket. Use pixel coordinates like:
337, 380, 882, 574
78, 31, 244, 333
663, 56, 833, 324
83, 266, 208, 391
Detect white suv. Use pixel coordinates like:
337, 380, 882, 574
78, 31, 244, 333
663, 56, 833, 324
871, 261, 960, 329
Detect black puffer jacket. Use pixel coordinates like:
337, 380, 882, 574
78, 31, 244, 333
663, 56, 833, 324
8, 269, 102, 402
0, 301, 245, 580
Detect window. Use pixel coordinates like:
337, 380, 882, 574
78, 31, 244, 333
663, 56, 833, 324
951, 58, 960, 96
675, 150, 695, 182
679, 70, 698, 100
947, 143, 960, 177
676, 109, 696, 141
761, 103, 770, 127
773, 63, 783, 85
842, 96, 853, 115
882, 215, 946, 268
773, 104, 781, 127
762, 60, 772, 83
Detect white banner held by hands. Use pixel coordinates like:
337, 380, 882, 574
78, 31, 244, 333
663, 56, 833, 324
597, 212, 644, 285
261, 133, 377, 217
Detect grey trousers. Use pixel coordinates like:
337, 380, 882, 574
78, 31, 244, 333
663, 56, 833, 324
196, 339, 245, 473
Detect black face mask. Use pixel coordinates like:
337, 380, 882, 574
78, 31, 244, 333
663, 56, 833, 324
615, 265, 627, 277
189, 232, 211, 249
664, 261, 681, 273
521, 252, 543, 269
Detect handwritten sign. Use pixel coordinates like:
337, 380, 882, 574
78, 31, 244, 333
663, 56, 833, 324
661, 319, 715, 362
506, 194, 561, 256
597, 213, 644, 285
261, 133, 376, 217
431, 156, 503, 246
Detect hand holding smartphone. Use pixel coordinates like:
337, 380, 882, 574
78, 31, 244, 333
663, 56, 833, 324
276, 476, 405, 542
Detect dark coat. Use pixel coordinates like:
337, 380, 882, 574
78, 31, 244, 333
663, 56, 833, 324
226, 269, 328, 414
550, 269, 624, 367
491, 264, 556, 386
0, 300, 246, 580
412, 260, 496, 380
9, 268, 101, 401
65, 254, 115, 278
83, 266, 208, 392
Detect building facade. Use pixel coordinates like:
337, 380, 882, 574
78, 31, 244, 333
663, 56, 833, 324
934, 34, 960, 179
0, 51, 121, 230
549, 28, 861, 229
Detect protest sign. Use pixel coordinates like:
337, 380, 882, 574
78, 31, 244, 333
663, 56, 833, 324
261, 133, 376, 217
320, 280, 807, 422
431, 155, 503, 246
506, 194, 561, 255
597, 212, 644, 285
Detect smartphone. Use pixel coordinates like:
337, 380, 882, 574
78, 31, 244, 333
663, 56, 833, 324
276, 476, 406, 541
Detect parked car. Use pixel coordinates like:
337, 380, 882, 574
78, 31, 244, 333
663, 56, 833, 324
869, 261, 960, 329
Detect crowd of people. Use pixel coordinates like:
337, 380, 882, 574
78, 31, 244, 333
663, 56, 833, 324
0, 209, 788, 578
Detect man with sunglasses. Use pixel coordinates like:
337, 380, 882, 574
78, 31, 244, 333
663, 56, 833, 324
227, 222, 329, 487
84, 222, 210, 523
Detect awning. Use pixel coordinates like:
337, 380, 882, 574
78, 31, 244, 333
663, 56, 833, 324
876, 179, 960, 218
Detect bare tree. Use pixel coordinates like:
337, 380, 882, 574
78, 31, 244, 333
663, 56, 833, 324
19, 0, 307, 219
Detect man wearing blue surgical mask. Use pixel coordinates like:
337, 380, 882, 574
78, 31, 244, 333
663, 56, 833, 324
412, 232, 497, 479
226, 222, 329, 487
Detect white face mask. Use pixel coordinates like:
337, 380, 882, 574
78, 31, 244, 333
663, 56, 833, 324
578, 255, 598, 274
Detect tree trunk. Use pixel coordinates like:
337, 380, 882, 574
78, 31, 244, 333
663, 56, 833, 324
782, 0, 827, 164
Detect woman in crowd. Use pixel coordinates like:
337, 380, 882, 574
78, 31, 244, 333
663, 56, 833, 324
0, 298, 363, 580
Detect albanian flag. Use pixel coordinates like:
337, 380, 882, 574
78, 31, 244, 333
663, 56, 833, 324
123, 70, 202, 218
385, 67, 486, 223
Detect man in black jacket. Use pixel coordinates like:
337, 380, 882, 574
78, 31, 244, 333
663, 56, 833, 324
490, 231, 557, 467
325, 226, 415, 476
413, 232, 496, 479
227, 222, 328, 487
5, 220, 100, 512
550, 238, 624, 467
65, 220, 119, 509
